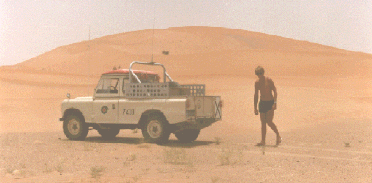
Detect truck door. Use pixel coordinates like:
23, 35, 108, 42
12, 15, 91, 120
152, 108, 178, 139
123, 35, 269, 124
93, 77, 120, 123
119, 77, 140, 124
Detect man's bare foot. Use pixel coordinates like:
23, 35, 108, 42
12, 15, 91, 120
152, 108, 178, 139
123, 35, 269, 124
255, 142, 265, 146
276, 137, 282, 145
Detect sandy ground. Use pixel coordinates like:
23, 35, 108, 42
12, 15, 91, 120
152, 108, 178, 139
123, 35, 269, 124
1, 27, 372, 182
1, 121, 372, 183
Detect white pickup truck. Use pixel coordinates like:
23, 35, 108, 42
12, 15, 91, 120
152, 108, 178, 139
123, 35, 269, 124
60, 61, 222, 144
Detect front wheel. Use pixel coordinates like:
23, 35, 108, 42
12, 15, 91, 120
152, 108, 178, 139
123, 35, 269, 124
63, 115, 88, 140
175, 129, 200, 143
142, 114, 170, 144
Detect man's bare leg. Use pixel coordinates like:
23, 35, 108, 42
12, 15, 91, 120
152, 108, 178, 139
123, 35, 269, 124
257, 112, 267, 146
266, 109, 281, 145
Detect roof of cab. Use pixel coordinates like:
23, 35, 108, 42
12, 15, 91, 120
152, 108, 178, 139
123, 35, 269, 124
102, 69, 158, 76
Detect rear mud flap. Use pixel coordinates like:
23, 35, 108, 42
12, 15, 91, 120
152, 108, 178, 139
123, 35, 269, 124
171, 118, 217, 133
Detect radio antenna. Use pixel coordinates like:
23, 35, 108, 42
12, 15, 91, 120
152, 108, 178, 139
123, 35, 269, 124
89, 25, 91, 41
151, 4, 156, 63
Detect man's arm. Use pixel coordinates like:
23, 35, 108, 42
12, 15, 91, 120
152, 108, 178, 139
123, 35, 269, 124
254, 81, 259, 115
271, 79, 277, 110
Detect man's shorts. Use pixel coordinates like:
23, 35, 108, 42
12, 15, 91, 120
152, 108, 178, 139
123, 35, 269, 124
259, 100, 274, 113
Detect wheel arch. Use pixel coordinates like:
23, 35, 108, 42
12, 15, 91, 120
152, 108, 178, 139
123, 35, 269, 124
63, 108, 85, 123
138, 109, 168, 129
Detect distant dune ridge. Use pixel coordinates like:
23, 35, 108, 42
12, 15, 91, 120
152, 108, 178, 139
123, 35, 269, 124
12, 26, 372, 78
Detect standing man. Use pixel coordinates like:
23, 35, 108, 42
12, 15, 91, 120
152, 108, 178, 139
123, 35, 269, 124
254, 66, 281, 146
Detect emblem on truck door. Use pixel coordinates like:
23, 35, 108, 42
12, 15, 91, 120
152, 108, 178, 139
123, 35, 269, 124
101, 106, 108, 114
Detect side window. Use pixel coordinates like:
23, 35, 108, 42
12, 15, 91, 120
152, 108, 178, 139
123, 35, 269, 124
122, 78, 129, 94
96, 78, 119, 94
110, 79, 119, 93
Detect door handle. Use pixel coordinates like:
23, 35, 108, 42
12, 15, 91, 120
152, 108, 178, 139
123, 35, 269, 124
112, 104, 115, 109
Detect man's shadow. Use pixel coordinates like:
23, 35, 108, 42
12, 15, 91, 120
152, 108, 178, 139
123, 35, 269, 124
254, 144, 279, 148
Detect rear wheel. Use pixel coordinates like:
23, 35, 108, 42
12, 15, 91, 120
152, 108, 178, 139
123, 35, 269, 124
175, 129, 200, 143
142, 114, 170, 144
63, 114, 88, 140
97, 128, 120, 139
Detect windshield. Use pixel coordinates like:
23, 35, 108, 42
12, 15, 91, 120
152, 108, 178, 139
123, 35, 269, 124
95, 78, 119, 94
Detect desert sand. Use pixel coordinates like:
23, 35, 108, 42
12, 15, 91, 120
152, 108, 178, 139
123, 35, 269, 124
1, 26, 372, 182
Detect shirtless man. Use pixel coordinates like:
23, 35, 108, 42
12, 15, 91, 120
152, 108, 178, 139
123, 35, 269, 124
254, 66, 281, 146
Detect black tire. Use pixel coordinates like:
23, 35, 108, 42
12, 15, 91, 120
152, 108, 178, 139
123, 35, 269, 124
97, 128, 120, 139
175, 129, 200, 143
141, 113, 170, 144
63, 114, 88, 140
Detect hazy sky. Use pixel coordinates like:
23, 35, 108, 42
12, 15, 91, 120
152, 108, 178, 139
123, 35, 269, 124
1, 0, 371, 66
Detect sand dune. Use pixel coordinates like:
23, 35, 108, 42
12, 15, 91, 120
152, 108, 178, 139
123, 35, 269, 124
13, 26, 372, 77
1, 26, 372, 182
